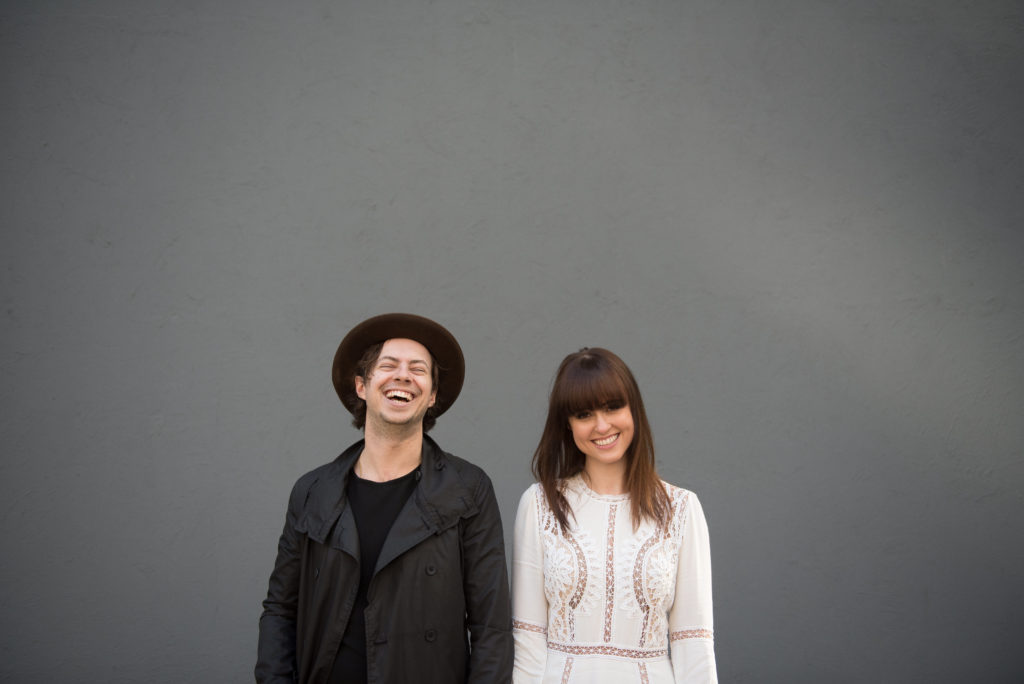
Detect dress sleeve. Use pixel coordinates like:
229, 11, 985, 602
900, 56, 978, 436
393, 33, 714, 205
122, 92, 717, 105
512, 486, 548, 683
668, 492, 718, 684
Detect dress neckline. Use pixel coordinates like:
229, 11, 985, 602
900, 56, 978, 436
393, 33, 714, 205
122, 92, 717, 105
565, 474, 631, 503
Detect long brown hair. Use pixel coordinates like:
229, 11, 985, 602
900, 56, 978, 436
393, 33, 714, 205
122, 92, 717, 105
531, 347, 670, 532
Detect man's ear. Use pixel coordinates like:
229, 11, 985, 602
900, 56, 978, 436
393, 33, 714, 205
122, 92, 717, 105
428, 389, 437, 407
355, 375, 366, 400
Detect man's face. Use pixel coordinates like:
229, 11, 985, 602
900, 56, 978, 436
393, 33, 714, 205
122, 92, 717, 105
355, 338, 437, 430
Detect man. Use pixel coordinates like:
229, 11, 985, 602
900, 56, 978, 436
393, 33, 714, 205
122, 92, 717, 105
256, 313, 512, 683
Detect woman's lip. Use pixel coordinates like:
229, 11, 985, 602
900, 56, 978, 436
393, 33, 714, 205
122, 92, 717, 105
592, 433, 620, 448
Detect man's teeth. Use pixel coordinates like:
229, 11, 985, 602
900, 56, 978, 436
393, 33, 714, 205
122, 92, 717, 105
594, 434, 618, 446
386, 390, 413, 402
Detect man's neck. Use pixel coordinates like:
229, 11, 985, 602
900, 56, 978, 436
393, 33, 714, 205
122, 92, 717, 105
355, 423, 424, 482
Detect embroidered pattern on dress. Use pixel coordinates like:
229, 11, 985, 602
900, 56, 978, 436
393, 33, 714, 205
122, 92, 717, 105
631, 532, 659, 646
630, 488, 689, 646
560, 657, 574, 684
513, 619, 547, 635
530, 479, 712, 670
537, 486, 595, 642
638, 662, 650, 684
567, 535, 588, 637
548, 642, 667, 659
603, 503, 617, 642
671, 628, 714, 641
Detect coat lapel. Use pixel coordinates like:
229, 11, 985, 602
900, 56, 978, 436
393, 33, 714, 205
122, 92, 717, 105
374, 485, 435, 574
373, 436, 473, 575
303, 441, 362, 560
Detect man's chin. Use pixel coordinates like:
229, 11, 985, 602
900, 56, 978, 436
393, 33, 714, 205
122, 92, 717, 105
370, 410, 427, 432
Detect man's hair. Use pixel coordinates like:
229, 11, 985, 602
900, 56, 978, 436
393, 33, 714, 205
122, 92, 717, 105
350, 341, 442, 432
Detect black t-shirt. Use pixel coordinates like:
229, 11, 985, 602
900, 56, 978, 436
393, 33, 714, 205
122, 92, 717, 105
329, 467, 419, 684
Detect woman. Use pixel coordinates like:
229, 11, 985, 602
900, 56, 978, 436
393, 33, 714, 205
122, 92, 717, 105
512, 348, 717, 683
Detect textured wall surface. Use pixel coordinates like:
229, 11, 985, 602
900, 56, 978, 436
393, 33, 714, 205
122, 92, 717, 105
2, 1, 1022, 682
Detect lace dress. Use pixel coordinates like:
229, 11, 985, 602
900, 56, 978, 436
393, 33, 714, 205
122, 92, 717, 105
512, 476, 717, 684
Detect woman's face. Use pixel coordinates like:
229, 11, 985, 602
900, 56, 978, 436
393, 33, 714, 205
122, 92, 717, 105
567, 401, 635, 469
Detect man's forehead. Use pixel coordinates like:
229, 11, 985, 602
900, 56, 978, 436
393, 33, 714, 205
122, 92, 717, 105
378, 337, 432, 362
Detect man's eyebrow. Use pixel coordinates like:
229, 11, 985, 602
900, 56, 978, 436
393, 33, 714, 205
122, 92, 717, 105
378, 355, 430, 366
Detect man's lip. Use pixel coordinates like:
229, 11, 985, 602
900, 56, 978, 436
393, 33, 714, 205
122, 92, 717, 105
384, 389, 416, 402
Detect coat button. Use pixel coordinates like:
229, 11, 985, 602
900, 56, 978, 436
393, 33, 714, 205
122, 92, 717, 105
425, 564, 437, 576
424, 628, 437, 642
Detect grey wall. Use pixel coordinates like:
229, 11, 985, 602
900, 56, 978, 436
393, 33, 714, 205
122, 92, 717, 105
2, 1, 1022, 682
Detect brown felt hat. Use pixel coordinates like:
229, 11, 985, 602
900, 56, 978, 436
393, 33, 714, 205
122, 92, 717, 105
332, 313, 465, 416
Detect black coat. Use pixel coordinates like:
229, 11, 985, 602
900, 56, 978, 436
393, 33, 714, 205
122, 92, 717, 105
256, 437, 513, 684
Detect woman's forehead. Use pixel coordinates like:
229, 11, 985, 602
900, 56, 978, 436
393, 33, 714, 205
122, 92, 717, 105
558, 369, 628, 411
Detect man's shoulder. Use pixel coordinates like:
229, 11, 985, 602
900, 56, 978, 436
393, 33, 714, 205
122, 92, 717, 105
441, 450, 489, 479
288, 441, 361, 497
422, 439, 497, 510
292, 459, 340, 486
423, 435, 479, 470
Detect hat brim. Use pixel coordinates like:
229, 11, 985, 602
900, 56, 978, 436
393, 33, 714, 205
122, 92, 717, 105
332, 313, 465, 417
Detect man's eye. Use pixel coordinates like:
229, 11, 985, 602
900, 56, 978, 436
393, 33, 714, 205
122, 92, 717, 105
378, 364, 395, 370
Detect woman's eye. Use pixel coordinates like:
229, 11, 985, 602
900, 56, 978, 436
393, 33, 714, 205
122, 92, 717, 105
575, 411, 592, 420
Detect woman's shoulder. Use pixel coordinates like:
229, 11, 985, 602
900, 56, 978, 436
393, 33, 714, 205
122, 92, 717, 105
660, 478, 692, 496
660, 479, 703, 508
520, 481, 543, 498
518, 474, 582, 499
517, 478, 579, 513
516, 481, 546, 509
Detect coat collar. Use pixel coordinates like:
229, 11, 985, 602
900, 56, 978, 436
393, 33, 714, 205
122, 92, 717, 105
303, 435, 478, 574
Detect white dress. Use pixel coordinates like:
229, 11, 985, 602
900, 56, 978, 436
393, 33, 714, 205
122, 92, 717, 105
512, 476, 717, 684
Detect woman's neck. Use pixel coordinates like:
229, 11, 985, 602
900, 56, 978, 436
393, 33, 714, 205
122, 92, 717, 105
581, 460, 628, 495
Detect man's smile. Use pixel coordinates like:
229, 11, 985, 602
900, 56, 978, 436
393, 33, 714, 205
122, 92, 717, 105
385, 389, 414, 403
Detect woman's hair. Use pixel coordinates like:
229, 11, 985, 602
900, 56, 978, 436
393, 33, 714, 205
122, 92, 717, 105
531, 347, 670, 532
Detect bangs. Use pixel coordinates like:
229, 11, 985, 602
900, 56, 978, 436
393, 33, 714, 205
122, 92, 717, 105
554, 362, 629, 416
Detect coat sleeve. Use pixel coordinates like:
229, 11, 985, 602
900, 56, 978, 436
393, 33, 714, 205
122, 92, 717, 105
668, 492, 718, 684
511, 486, 547, 683
461, 471, 514, 683
255, 478, 306, 683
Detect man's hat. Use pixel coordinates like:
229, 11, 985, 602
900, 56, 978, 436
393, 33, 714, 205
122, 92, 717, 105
332, 313, 465, 417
